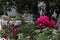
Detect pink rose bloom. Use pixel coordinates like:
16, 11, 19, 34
35, 18, 42, 25
40, 16, 49, 20
43, 19, 50, 26
11, 29, 18, 35
36, 16, 50, 26
49, 21, 55, 28
36, 15, 56, 31
35, 17, 46, 25
10, 24, 14, 27
38, 24, 43, 31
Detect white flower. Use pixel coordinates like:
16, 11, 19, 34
2, 38, 7, 40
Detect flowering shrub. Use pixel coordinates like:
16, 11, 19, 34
1, 15, 56, 40
36, 15, 55, 31
1, 15, 19, 21
1, 20, 39, 40
1, 21, 20, 39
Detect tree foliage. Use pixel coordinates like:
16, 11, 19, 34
14, 0, 37, 13
0, 0, 4, 15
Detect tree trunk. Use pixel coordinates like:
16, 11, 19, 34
4, 0, 7, 15
45, 0, 52, 20
33, 0, 40, 21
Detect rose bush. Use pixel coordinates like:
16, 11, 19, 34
1, 21, 20, 40
1, 15, 56, 40
36, 15, 55, 31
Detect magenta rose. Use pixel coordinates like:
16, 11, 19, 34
11, 29, 18, 35
49, 21, 55, 28
10, 24, 14, 27
36, 15, 55, 31
43, 19, 50, 26
10, 24, 15, 28
35, 18, 41, 25
36, 16, 50, 25
35, 17, 45, 25
40, 15, 49, 20
38, 24, 43, 31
